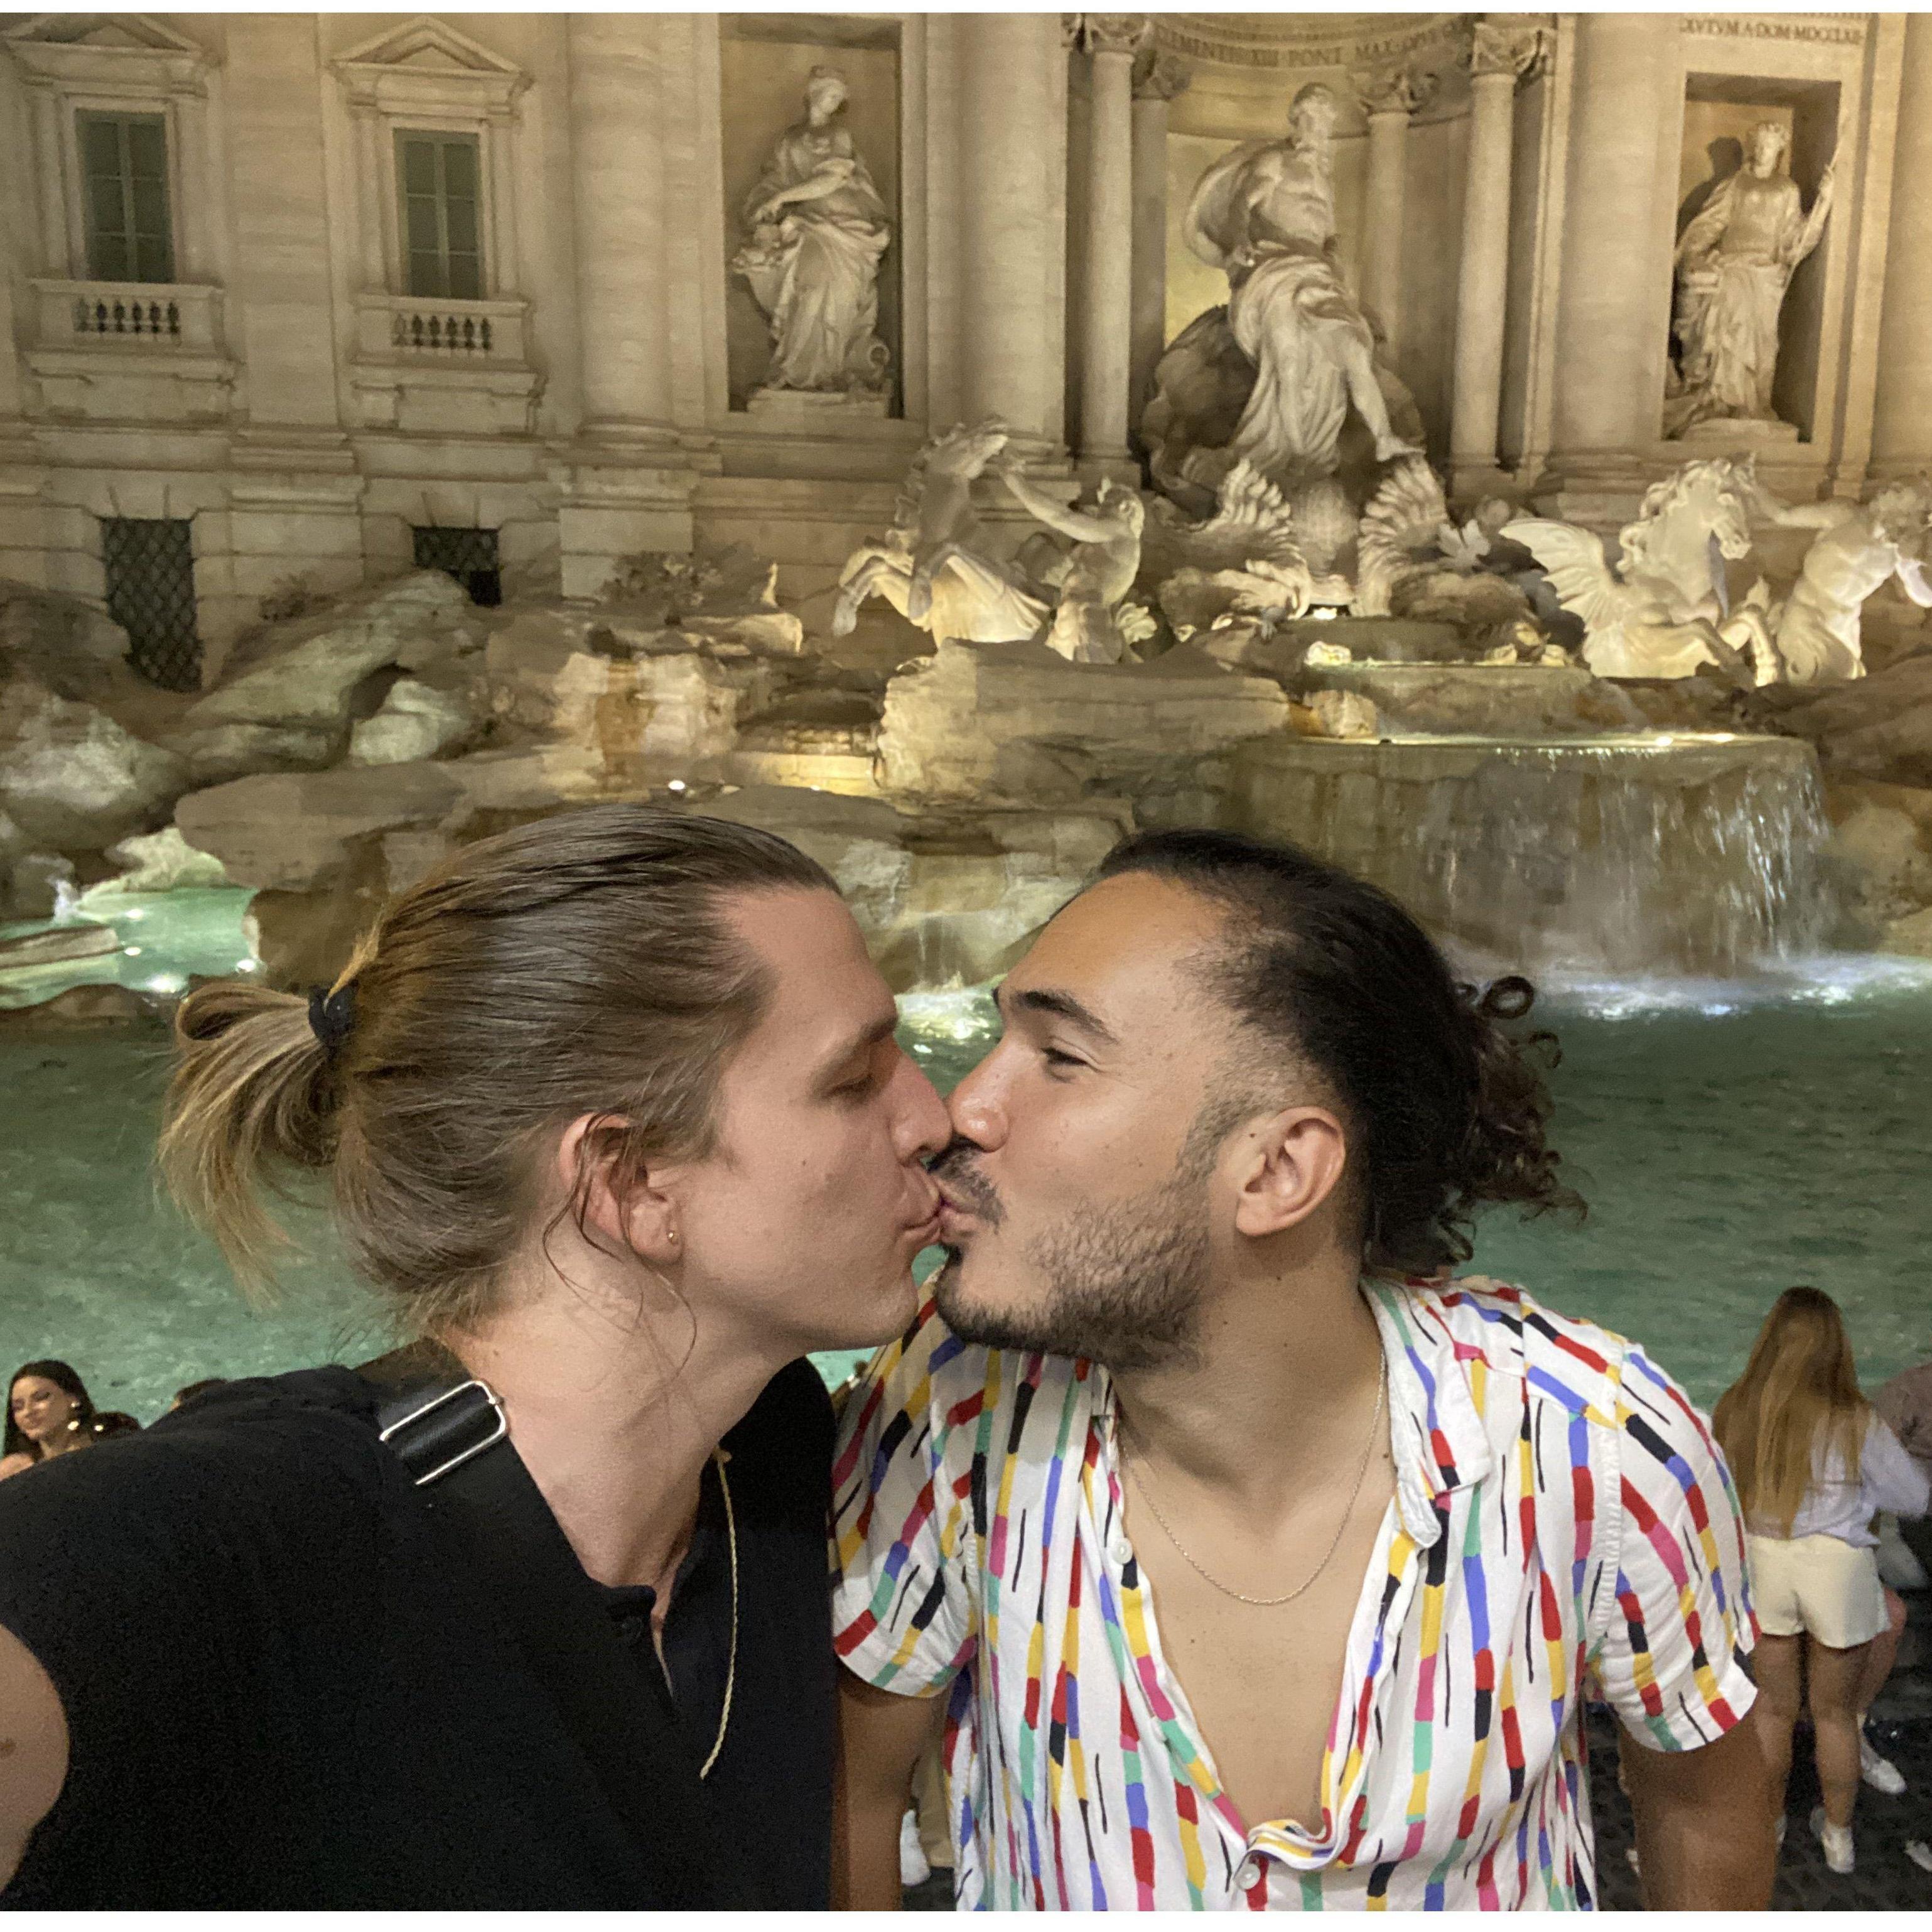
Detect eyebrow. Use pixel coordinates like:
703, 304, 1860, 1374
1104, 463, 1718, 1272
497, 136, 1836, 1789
813, 1010, 900, 1081
995, 981, 1120, 1047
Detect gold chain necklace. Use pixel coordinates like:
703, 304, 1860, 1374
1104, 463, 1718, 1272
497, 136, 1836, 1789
698, 1448, 738, 1780
1117, 1362, 1386, 1608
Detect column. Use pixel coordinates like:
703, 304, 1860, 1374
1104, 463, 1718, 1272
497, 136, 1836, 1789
348, 94, 387, 293
1871, 15, 1932, 475
1130, 50, 1189, 436
1547, 14, 1678, 485
28, 87, 70, 276
956, 13, 1068, 453
1076, 15, 1140, 470
1449, 23, 1548, 480
1354, 64, 1435, 357
173, 82, 215, 285
566, 13, 674, 440
486, 107, 522, 300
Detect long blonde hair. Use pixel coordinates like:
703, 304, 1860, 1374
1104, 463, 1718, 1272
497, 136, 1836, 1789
1713, 1287, 1869, 1535
159, 806, 833, 1329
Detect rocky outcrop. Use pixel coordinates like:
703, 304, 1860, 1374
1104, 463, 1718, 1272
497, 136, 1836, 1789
84, 825, 232, 897
1824, 779, 1932, 955
877, 640, 1291, 806
1759, 647, 1932, 788
0, 675, 188, 853
348, 674, 481, 767
164, 573, 481, 785
175, 763, 466, 892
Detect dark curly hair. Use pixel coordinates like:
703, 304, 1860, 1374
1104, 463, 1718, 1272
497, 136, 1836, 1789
1094, 828, 1583, 1275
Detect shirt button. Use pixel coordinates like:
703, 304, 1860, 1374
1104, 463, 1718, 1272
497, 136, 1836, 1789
1236, 1857, 1262, 1888
1108, 1530, 1133, 1566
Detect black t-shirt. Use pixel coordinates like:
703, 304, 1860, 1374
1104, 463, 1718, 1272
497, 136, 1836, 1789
0, 1355, 836, 1908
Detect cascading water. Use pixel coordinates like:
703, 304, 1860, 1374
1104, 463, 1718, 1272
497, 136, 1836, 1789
1226, 732, 1845, 976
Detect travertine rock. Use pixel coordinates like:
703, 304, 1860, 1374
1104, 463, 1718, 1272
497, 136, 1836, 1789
175, 762, 465, 891
691, 786, 914, 932
168, 572, 475, 780
877, 640, 1291, 804
1764, 649, 1932, 784
349, 676, 480, 767
0, 677, 188, 851
87, 825, 232, 895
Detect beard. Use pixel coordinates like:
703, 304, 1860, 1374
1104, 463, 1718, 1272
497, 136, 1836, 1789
929, 1145, 1213, 1373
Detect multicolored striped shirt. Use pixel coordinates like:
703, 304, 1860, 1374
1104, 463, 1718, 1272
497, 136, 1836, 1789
832, 1276, 1756, 1910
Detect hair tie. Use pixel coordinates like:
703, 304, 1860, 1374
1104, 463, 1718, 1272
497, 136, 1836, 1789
307, 983, 357, 1065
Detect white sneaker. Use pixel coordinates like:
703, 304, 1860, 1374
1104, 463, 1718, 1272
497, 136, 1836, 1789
1860, 1727, 1908, 1796
1810, 1805, 1855, 1875
899, 1808, 931, 1889
1906, 1838, 1932, 1875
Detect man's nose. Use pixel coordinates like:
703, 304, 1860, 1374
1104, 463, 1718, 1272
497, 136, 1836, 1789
946, 1057, 1007, 1151
893, 1052, 952, 1163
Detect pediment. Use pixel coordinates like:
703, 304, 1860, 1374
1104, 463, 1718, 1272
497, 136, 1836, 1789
2, 12, 212, 84
3, 13, 205, 53
336, 15, 522, 79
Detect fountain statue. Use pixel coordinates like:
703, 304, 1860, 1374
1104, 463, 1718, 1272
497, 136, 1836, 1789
731, 66, 893, 407
1142, 82, 1420, 506
1665, 122, 1833, 441
994, 461, 1151, 664
832, 421, 1047, 645
1747, 477, 1932, 683
1504, 458, 1775, 681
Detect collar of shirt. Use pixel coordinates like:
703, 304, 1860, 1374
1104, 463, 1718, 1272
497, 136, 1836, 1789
1092, 1276, 1494, 1552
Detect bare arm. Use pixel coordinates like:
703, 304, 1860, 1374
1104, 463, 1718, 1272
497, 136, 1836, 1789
833, 1671, 948, 1909
0, 1622, 67, 1889
998, 468, 1120, 545
1896, 553, 1932, 610
1618, 1709, 1776, 1909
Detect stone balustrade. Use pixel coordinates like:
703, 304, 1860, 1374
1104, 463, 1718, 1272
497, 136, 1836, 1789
32, 279, 225, 353
354, 293, 529, 366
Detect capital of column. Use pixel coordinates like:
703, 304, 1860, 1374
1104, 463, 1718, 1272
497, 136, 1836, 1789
1131, 47, 1190, 104
1066, 14, 1148, 58
1353, 62, 1438, 121
1464, 21, 1552, 85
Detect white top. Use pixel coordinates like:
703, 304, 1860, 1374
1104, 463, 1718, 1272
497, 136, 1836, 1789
834, 1276, 1757, 1911
1752, 1414, 1931, 1548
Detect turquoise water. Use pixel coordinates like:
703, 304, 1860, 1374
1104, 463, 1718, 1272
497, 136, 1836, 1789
1, 894, 1929, 1417
0, 888, 259, 1009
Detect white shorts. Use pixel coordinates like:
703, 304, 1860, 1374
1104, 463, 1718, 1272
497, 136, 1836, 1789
1748, 1532, 1889, 1649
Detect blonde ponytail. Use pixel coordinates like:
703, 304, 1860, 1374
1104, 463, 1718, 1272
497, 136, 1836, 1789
159, 979, 342, 1300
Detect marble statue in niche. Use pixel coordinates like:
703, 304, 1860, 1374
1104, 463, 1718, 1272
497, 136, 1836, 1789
1143, 82, 1420, 504
1665, 120, 1833, 440
731, 65, 893, 404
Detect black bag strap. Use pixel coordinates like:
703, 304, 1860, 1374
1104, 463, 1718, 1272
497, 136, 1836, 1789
358, 1344, 760, 1910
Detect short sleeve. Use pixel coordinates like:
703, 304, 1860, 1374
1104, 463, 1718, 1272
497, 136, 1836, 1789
1863, 1415, 1932, 1520
830, 1300, 977, 1697
1589, 1344, 1757, 1753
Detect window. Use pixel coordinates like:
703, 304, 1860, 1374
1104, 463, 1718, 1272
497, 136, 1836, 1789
78, 111, 175, 284
102, 518, 202, 690
397, 132, 483, 301
413, 525, 500, 607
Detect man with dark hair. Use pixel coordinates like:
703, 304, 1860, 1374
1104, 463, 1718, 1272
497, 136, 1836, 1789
833, 829, 1771, 1910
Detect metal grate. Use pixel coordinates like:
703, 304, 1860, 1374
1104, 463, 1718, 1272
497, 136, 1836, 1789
102, 517, 202, 690
412, 524, 501, 607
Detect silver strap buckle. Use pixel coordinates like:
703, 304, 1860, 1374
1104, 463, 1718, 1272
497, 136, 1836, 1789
378, 1378, 508, 1487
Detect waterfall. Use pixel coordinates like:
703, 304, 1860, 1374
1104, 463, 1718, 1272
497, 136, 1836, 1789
1227, 733, 1844, 976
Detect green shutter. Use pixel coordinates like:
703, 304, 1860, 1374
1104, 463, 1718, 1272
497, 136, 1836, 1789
78, 112, 174, 284
396, 131, 485, 300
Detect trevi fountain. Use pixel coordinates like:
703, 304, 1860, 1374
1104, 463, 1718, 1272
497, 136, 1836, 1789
1, 11, 1929, 1437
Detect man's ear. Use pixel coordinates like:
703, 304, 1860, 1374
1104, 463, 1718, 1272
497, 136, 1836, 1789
554, 1113, 683, 1265
1228, 1106, 1351, 1239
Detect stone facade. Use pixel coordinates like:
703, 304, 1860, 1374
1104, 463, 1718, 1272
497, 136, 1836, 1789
3, 11, 1930, 692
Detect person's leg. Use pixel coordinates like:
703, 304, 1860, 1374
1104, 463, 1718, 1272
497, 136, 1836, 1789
1752, 1632, 1804, 1818
1806, 1636, 1870, 1831
1856, 1588, 1909, 1794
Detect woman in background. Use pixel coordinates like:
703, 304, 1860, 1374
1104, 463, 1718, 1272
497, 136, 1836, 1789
1715, 1287, 1931, 1875
1, 1361, 99, 1480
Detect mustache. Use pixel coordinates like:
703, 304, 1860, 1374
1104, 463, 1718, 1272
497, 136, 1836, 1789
927, 1137, 1005, 1226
